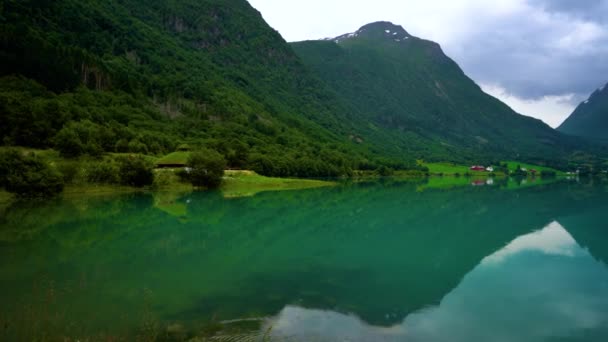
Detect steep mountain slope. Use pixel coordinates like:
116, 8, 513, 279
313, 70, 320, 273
292, 22, 580, 162
0, 3, 595, 173
0, 0, 415, 176
558, 84, 608, 142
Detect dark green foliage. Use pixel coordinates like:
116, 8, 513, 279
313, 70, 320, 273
186, 150, 227, 188
53, 125, 85, 157
0, 2, 603, 176
247, 153, 348, 178
377, 166, 394, 177
56, 160, 81, 183
495, 163, 509, 174
0, 149, 64, 198
117, 155, 154, 187
540, 170, 557, 178
0, 1, 437, 176
85, 159, 120, 184
558, 85, 608, 143
512, 165, 528, 177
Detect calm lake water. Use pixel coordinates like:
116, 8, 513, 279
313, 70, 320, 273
1, 178, 608, 341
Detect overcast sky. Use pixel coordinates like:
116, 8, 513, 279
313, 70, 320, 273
246, 0, 608, 128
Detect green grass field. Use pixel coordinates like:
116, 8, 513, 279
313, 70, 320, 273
422, 162, 491, 175
155, 152, 191, 166
221, 170, 335, 198
422, 161, 565, 176
504, 161, 564, 175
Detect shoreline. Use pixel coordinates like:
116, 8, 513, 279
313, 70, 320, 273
0, 171, 576, 206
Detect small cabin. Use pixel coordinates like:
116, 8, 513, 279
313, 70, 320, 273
470, 165, 485, 171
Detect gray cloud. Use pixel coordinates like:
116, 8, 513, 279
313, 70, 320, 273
443, 0, 608, 102
529, 0, 608, 22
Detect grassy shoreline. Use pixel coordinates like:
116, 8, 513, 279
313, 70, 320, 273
1, 168, 571, 203
54, 170, 336, 200
221, 170, 335, 198
0, 146, 575, 204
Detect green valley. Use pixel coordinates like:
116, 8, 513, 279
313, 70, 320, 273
0, 1, 606, 199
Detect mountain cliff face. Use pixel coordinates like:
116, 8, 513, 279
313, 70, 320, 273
292, 21, 581, 162
558, 84, 608, 142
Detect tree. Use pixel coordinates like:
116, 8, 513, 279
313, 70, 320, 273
377, 165, 394, 177
117, 155, 154, 187
53, 126, 85, 157
186, 150, 227, 188
0, 149, 64, 198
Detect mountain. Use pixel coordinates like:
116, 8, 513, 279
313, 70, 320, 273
292, 22, 582, 163
0, 4, 593, 174
1, 0, 415, 177
558, 83, 608, 142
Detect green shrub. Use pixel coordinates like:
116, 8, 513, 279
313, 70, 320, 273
128, 139, 149, 154
56, 160, 82, 183
0, 149, 64, 198
85, 159, 120, 184
53, 126, 85, 157
175, 168, 190, 182
152, 170, 180, 189
186, 150, 227, 188
376, 166, 394, 177
115, 139, 130, 153
117, 155, 154, 187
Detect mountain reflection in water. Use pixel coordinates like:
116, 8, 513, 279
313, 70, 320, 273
263, 221, 608, 342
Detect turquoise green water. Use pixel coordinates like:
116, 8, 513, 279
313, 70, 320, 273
1, 179, 608, 341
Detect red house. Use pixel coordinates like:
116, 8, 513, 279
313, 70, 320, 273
470, 165, 486, 171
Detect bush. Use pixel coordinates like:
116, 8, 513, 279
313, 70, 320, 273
53, 126, 85, 157
0, 149, 64, 198
175, 168, 190, 182
85, 159, 120, 184
117, 155, 154, 187
186, 150, 227, 188
152, 170, 177, 189
376, 165, 394, 177
57, 160, 82, 183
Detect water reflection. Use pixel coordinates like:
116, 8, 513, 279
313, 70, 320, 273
1, 180, 608, 340
263, 221, 608, 341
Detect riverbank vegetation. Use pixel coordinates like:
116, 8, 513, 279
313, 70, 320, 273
0, 147, 340, 200
0, 145, 603, 201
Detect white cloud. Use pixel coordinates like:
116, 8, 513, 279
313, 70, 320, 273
481, 221, 578, 264
481, 83, 579, 128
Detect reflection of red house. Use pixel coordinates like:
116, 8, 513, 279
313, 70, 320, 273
530, 169, 538, 174
470, 165, 485, 171
471, 180, 486, 186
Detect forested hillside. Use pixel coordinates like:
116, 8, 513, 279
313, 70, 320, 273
292, 22, 589, 165
559, 84, 608, 143
0, 2, 599, 177
0, 0, 417, 177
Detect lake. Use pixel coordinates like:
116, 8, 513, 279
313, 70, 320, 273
1, 178, 608, 341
